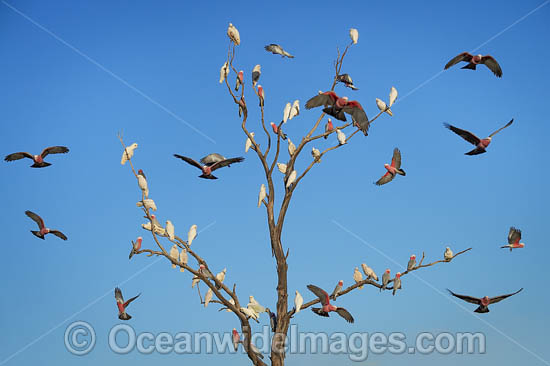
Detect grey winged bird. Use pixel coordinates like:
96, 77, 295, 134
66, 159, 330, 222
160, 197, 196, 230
5, 146, 69, 168
307, 284, 354, 323
444, 119, 513, 155
264, 44, 294, 58
336, 74, 358, 90
444, 52, 502, 78
375, 148, 406, 186
174, 154, 244, 179
115, 287, 141, 320
447, 288, 523, 313
200, 153, 227, 166
25, 210, 67, 240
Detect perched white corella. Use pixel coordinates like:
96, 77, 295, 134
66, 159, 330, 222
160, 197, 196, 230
191, 276, 200, 288
376, 98, 393, 116
287, 139, 296, 156
294, 290, 303, 314
353, 267, 364, 289
286, 170, 297, 188
225, 298, 235, 312
248, 296, 266, 313
245, 132, 255, 153
137, 170, 149, 197
165, 220, 175, 241
141, 220, 165, 236
204, 288, 213, 307
169, 244, 179, 269
227, 23, 240, 45
179, 248, 188, 272
277, 163, 287, 174
240, 307, 260, 322
136, 198, 157, 211
188, 224, 197, 246
258, 184, 266, 208
311, 147, 321, 162
219, 61, 229, 84
215, 268, 227, 289
282, 102, 291, 123
349, 28, 359, 45
389, 86, 398, 107
444, 247, 453, 261
336, 129, 346, 145
289, 100, 300, 120
361, 263, 378, 281
121, 143, 138, 165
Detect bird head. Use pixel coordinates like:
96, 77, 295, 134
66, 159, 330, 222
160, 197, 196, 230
396, 272, 401, 278
338, 280, 343, 286
481, 296, 490, 306
131, 143, 138, 148
229, 22, 233, 27
445, 246, 450, 250
410, 254, 416, 260
342, 96, 349, 101
385, 269, 390, 274
151, 214, 156, 219
384, 163, 390, 168
518, 243, 525, 248
137, 236, 142, 243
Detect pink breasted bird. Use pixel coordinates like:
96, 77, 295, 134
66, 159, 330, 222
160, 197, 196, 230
330, 280, 344, 300
375, 148, 406, 186
173, 154, 244, 179
324, 119, 334, 139
235, 70, 244, 91
448, 288, 523, 313
501, 227, 525, 251
392, 272, 402, 296
115, 287, 141, 320
307, 284, 354, 323
25, 210, 67, 240
407, 255, 416, 271
129, 236, 142, 259
257, 85, 265, 107
444, 52, 502, 78
270, 122, 287, 140
232, 328, 241, 351
381, 269, 391, 291
444, 119, 514, 155
5, 146, 69, 168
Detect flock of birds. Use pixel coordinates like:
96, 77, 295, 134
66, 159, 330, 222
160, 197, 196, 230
2, 23, 528, 355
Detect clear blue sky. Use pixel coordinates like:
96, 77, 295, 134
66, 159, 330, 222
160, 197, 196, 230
1, 1, 549, 365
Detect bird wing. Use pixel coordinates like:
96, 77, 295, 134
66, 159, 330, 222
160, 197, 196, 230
264, 44, 281, 54
444, 123, 481, 146
4, 152, 34, 161
115, 287, 124, 304
375, 172, 395, 186
200, 153, 225, 166
508, 227, 521, 244
123, 293, 141, 308
342, 101, 368, 126
488, 119, 514, 138
25, 210, 45, 229
444, 52, 473, 69
391, 148, 402, 169
50, 230, 68, 240
41, 146, 69, 158
173, 154, 203, 170
481, 55, 503, 77
447, 289, 481, 304
210, 157, 245, 172
335, 307, 354, 323
489, 288, 523, 304
305, 92, 338, 109
307, 284, 329, 306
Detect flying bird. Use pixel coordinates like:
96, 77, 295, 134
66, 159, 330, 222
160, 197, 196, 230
137, 169, 149, 197
252, 65, 261, 87
258, 184, 266, 208
173, 154, 244, 179
375, 148, 406, 186
444, 247, 453, 261
294, 290, 303, 314
444, 52, 502, 77
129, 236, 142, 259
501, 227, 525, 251
305, 91, 369, 134
407, 255, 416, 271
307, 284, 354, 323
227, 23, 240, 45
270, 122, 287, 140
245, 132, 255, 153
188, 224, 197, 245
219, 61, 229, 84
336, 74, 358, 90
5, 146, 69, 168
349, 28, 359, 44
264, 44, 294, 58
200, 153, 229, 167
392, 273, 402, 296
136, 198, 157, 211
447, 288, 523, 313
330, 280, 344, 300
235, 70, 244, 91
381, 269, 391, 291
121, 143, 137, 165
115, 287, 140, 320
25, 210, 67, 240
444, 119, 514, 155
324, 119, 334, 139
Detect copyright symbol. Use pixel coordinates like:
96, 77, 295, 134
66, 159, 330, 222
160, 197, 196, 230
64, 321, 96, 355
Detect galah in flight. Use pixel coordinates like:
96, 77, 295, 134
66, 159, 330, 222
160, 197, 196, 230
353, 267, 363, 288
376, 98, 393, 116
361, 263, 378, 281
381, 269, 391, 291
258, 184, 266, 208
444, 247, 453, 261
392, 273, 402, 296
252, 64, 261, 87
330, 280, 344, 300
173, 154, 244, 179
200, 153, 229, 167
137, 169, 149, 197
232, 328, 240, 351
129, 236, 142, 259
336, 129, 346, 145
375, 148, 406, 186
115, 287, 140, 320
219, 61, 229, 84
307, 284, 355, 323
285, 170, 297, 189
120, 143, 137, 165
324, 118, 334, 139
25, 210, 67, 240
215, 268, 227, 289
264, 43, 294, 58
165, 220, 175, 241
444, 52, 502, 78
266, 308, 277, 332
448, 288, 523, 313
235, 70, 244, 91
294, 290, 303, 314
501, 227, 525, 251
257, 85, 265, 107
277, 163, 287, 174
444, 119, 514, 155
204, 288, 213, 307
270, 122, 287, 140
188, 224, 197, 245
407, 255, 416, 271
282, 102, 291, 123
179, 248, 188, 272
336, 74, 358, 90
169, 245, 179, 269
349, 28, 359, 44
5, 146, 69, 168
245, 132, 255, 153
136, 198, 157, 211
227, 23, 240, 45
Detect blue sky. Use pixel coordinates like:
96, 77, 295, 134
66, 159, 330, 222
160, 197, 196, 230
1, 0, 549, 365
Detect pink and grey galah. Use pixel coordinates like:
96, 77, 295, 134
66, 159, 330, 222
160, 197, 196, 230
270, 122, 287, 140
5, 145, 69, 168
324, 119, 334, 139
448, 288, 523, 313
204, 288, 213, 307
349, 28, 359, 44
115, 287, 140, 320
198, 264, 214, 279
219, 61, 229, 84
179, 248, 188, 272
330, 280, 344, 300
129, 236, 142, 259
235, 70, 244, 91
173, 154, 244, 179
188, 224, 197, 246
308, 284, 355, 323
258, 184, 266, 208
407, 255, 416, 271
501, 227, 525, 251
227, 23, 240, 45
232, 328, 241, 351
336, 74, 358, 90
375, 148, 406, 186
392, 273, 402, 296
252, 65, 261, 87
200, 153, 228, 167
169, 244, 179, 269
136, 198, 157, 211
25, 210, 67, 240
353, 267, 363, 289
257, 85, 265, 107
137, 169, 149, 197
264, 44, 294, 58
444, 119, 514, 156
142, 214, 165, 235
120, 143, 137, 165
381, 269, 391, 291
444, 52, 502, 77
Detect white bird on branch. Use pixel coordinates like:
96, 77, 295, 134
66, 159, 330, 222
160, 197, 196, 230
204, 288, 213, 307
389, 86, 398, 107
444, 247, 453, 261
294, 290, 303, 314
282, 102, 291, 123
287, 139, 296, 156
349, 28, 359, 44
165, 220, 175, 241
286, 170, 297, 189
361, 263, 378, 281
191, 276, 200, 288
137, 169, 148, 197
311, 147, 321, 163
277, 163, 287, 174
179, 248, 188, 272
227, 23, 240, 45
376, 98, 393, 117
353, 267, 363, 288
188, 225, 197, 245
136, 198, 157, 211
337, 129, 346, 145
219, 61, 229, 84
240, 307, 260, 322
169, 245, 179, 269
121, 143, 138, 165
289, 100, 300, 120
215, 268, 227, 289
245, 132, 255, 153
248, 296, 266, 314
258, 184, 266, 208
